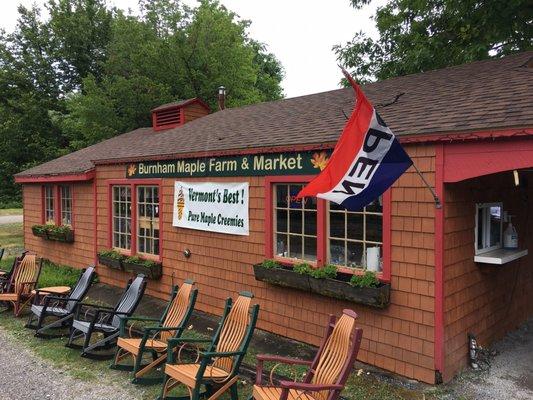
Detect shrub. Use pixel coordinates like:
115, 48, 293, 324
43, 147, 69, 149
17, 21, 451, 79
124, 255, 160, 269
97, 249, 125, 260
310, 264, 337, 279
261, 259, 281, 269
350, 271, 380, 288
293, 263, 312, 275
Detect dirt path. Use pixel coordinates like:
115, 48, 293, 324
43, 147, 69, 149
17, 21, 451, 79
443, 318, 533, 400
0, 326, 139, 400
0, 215, 23, 225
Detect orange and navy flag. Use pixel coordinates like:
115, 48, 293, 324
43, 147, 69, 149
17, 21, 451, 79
297, 68, 412, 210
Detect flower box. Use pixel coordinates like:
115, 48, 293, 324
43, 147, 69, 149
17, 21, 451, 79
123, 259, 162, 280
31, 225, 74, 243
252, 263, 310, 292
253, 263, 390, 308
46, 229, 75, 243
308, 276, 390, 308
97, 254, 124, 271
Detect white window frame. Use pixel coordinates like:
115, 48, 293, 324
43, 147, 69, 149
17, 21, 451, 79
475, 202, 503, 255
272, 183, 318, 263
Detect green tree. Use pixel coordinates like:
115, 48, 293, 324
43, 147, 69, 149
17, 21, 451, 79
335, 0, 533, 82
60, 0, 284, 149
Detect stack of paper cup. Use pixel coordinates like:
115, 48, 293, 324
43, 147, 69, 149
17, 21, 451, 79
366, 246, 381, 272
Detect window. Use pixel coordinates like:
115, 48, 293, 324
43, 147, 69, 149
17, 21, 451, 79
328, 197, 383, 270
267, 177, 389, 278
44, 185, 55, 224
112, 186, 132, 251
273, 183, 317, 262
475, 203, 503, 254
60, 186, 73, 226
137, 186, 160, 256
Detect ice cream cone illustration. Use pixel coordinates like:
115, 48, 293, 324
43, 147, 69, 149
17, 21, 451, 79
176, 187, 185, 220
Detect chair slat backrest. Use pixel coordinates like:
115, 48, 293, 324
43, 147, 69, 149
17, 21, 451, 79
13, 254, 40, 295
308, 310, 362, 400
66, 266, 96, 312
160, 280, 196, 342
111, 274, 147, 327
212, 292, 253, 372
4, 251, 28, 291
0, 248, 4, 262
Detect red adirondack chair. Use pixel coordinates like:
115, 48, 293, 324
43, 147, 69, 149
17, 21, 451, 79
252, 309, 363, 400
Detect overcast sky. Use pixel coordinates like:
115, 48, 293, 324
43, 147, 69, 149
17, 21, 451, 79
0, 0, 385, 98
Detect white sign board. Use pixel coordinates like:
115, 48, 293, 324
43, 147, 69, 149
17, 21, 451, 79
172, 181, 249, 236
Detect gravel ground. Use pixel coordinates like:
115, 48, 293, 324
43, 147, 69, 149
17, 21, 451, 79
0, 215, 23, 225
0, 326, 140, 400
444, 318, 533, 400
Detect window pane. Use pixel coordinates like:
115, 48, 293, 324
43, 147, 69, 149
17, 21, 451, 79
366, 214, 383, 242
347, 213, 363, 240
303, 196, 317, 210
330, 212, 345, 238
112, 185, 131, 250
288, 185, 303, 209
489, 206, 501, 247
304, 211, 316, 235
276, 210, 288, 232
276, 185, 288, 208
347, 241, 364, 268
289, 210, 302, 234
329, 240, 345, 266
289, 235, 302, 259
303, 237, 317, 260
275, 233, 288, 257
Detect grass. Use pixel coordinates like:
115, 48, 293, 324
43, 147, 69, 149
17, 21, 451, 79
0, 208, 22, 216
0, 257, 83, 289
0, 222, 24, 256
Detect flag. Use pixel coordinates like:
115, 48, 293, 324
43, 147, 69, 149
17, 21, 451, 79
296, 69, 412, 210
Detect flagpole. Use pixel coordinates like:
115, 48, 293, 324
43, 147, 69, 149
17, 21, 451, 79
412, 163, 442, 208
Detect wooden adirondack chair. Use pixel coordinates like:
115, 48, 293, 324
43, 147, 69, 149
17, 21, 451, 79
0, 247, 4, 263
26, 266, 96, 338
0, 254, 42, 316
160, 291, 260, 400
66, 274, 147, 359
111, 279, 198, 384
0, 250, 28, 290
252, 310, 362, 400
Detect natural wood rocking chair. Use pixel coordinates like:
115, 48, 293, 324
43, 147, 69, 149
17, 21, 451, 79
159, 291, 260, 400
252, 309, 363, 400
111, 279, 198, 384
0, 254, 42, 317
0, 250, 28, 291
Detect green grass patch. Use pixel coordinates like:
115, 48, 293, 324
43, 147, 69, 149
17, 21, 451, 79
0, 257, 83, 289
0, 208, 22, 216
0, 222, 24, 255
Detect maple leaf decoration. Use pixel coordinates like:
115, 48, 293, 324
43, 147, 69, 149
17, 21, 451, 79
127, 164, 137, 176
311, 152, 329, 171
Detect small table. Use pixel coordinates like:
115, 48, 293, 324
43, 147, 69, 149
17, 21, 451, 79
31, 286, 71, 305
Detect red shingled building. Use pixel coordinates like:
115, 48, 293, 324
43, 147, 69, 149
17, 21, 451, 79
15, 52, 533, 384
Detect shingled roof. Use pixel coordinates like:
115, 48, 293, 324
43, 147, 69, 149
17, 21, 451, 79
17, 51, 533, 178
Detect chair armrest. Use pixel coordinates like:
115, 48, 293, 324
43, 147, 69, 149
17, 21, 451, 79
279, 381, 344, 391
255, 355, 312, 385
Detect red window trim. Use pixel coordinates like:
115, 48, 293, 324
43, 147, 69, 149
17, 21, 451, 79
41, 184, 75, 228
107, 179, 163, 262
264, 176, 391, 282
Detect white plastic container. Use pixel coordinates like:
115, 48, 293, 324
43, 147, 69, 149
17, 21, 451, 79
366, 246, 381, 272
503, 216, 518, 249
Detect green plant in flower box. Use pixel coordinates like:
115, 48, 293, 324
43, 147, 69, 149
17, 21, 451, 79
123, 255, 162, 280
293, 263, 312, 275
261, 259, 282, 269
97, 249, 125, 260
310, 264, 338, 279
97, 249, 125, 270
350, 271, 380, 288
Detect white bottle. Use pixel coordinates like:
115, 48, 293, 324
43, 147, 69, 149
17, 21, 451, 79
503, 216, 518, 249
